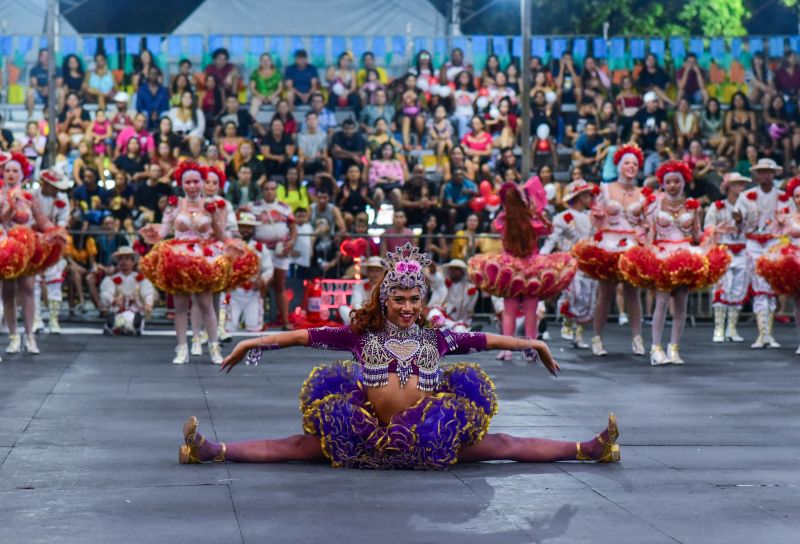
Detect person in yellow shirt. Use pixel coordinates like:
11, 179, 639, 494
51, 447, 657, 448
450, 213, 480, 260
275, 167, 310, 212
356, 52, 389, 87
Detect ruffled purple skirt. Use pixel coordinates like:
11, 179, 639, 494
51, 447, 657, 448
299, 361, 498, 470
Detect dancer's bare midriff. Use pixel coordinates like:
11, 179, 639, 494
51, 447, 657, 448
366, 373, 429, 425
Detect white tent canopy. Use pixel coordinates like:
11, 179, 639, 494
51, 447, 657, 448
0, 0, 78, 35
173, 0, 446, 36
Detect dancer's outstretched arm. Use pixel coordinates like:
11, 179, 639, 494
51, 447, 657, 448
484, 334, 560, 376
220, 330, 309, 373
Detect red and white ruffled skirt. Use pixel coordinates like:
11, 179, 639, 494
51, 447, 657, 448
619, 241, 731, 292
468, 251, 576, 299
0, 225, 66, 279
140, 239, 232, 294
756, 243, 800, 295
572, 229, 638, 284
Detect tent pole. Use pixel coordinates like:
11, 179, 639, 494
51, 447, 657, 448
46, 0, 58, 167
519, 0, 532, 179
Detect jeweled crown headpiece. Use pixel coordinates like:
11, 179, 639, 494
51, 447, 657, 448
379, 243, 432, 304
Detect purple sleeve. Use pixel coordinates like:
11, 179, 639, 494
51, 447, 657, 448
437, 329, 488, 356
307, 326, 359, 353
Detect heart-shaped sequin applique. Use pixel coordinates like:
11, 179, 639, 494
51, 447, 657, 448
384, 339, 420, 362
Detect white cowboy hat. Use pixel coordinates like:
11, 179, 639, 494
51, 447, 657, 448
749, 158, 783, 174
720, 172, 750, 194
236, 212, 261, 227
364, 256, 383, 269
40, 168, 73, 191
113, 91, 130, 103
111, 246, 137, 260
442, 259, 469, 271
562, 180, 594, 203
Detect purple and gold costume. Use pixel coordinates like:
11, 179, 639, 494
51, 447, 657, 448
298, 324, 497, 470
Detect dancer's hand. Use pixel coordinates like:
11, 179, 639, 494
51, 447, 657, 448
220, 339, 256, 374
526, 339, 560, 377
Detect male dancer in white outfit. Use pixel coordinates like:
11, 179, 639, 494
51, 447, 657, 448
226, 212, 274, 332
99, 246, 156, 335
33, 169, 71, 333
705, 172, 749, 343
541, 180, 596, 348
338, 257, 383, 325
734, 158, 784, 348
427, 259, 479, 333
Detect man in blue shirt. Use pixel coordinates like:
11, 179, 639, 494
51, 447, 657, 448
572, 122, 606, 180
72, 167, 111, 224
26, 48, 52, 118
136, 67, 170, 131
443, 167, 478, 227
285, 49, 319, 106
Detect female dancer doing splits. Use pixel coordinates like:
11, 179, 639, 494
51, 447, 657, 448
619, 160, 730, 365
573, 145, 647, 356
468, 179, 576, 360
0, 153, 67, 354
757, 177, 800, 354
140, 162, 235, 365
178, 243, 619, 468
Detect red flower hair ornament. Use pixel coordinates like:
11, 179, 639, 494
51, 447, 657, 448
784, 177, 800, 199
656, 160, 693, 186
4, 152, 34, 179
613, 144, 644, 167
173, 161, 208, 186
206, 165, 227, 189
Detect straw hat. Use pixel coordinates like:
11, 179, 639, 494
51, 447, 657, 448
113, 91, 130, 103
749, 158, 783, 174
111, 246, 137, 260
236, 212, 260, 227
442, 259, 469, 271
40, 168, 72, 191
365, 256, 383, 269
562, 180, 594, 202
720, 172, 750, 194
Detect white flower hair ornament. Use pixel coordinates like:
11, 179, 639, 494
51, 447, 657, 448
379, 243, 432, 304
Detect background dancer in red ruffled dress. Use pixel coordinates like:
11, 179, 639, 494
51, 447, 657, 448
756, 176, 800, 355
620, 160, 731, 365
140, 162, 235, 365
705, 172, 750, 343
468, 179, 576, 361
572, 145, 648, 357
0, 153, 67, 355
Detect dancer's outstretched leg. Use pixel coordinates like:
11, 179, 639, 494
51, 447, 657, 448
459, 414, 619, 463
179, 417, 325, 464
522, 297, 539, 340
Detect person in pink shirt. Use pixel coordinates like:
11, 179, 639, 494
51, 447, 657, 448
380, 209, 414, 255
115, 112, 155, 159
367, 142, 408, 209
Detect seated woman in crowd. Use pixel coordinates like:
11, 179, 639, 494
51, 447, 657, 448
366, 118, 403, 158
170, 73, 193, 107
673, 97, 698, 153
427, 104, 454, 170
168, 90, 206, 143
699, 97, 728, 157
443, 145, 479, 184
261, 117, 295, 180
636, 53, 673, 107
367, 141, 408, 207
461, 115, 493, 178
271, 99, 297, 137
337, 164, 377, 228
217, 121, 243, 164
57, 91, 91, 154
763, 94, 794, 167
725, 91, 757, 162
249, 52, 283, 116
152, 141, 177, 182
452, 70, 477, 139
480, 54, 502, 88
131, 49, 158, 91
199, 74, 224, 138
418, 213, 449, 263
277, 166, 310, 212
326, 52, 359, 114
112, 137, 149, 181
83, 52, 117, 109
72, 138, 103, 185
61, 54, 85, 102
486, 96, 517, 150
152, 116, 181, 157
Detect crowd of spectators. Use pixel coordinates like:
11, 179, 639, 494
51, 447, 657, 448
7, 42, 800, 315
